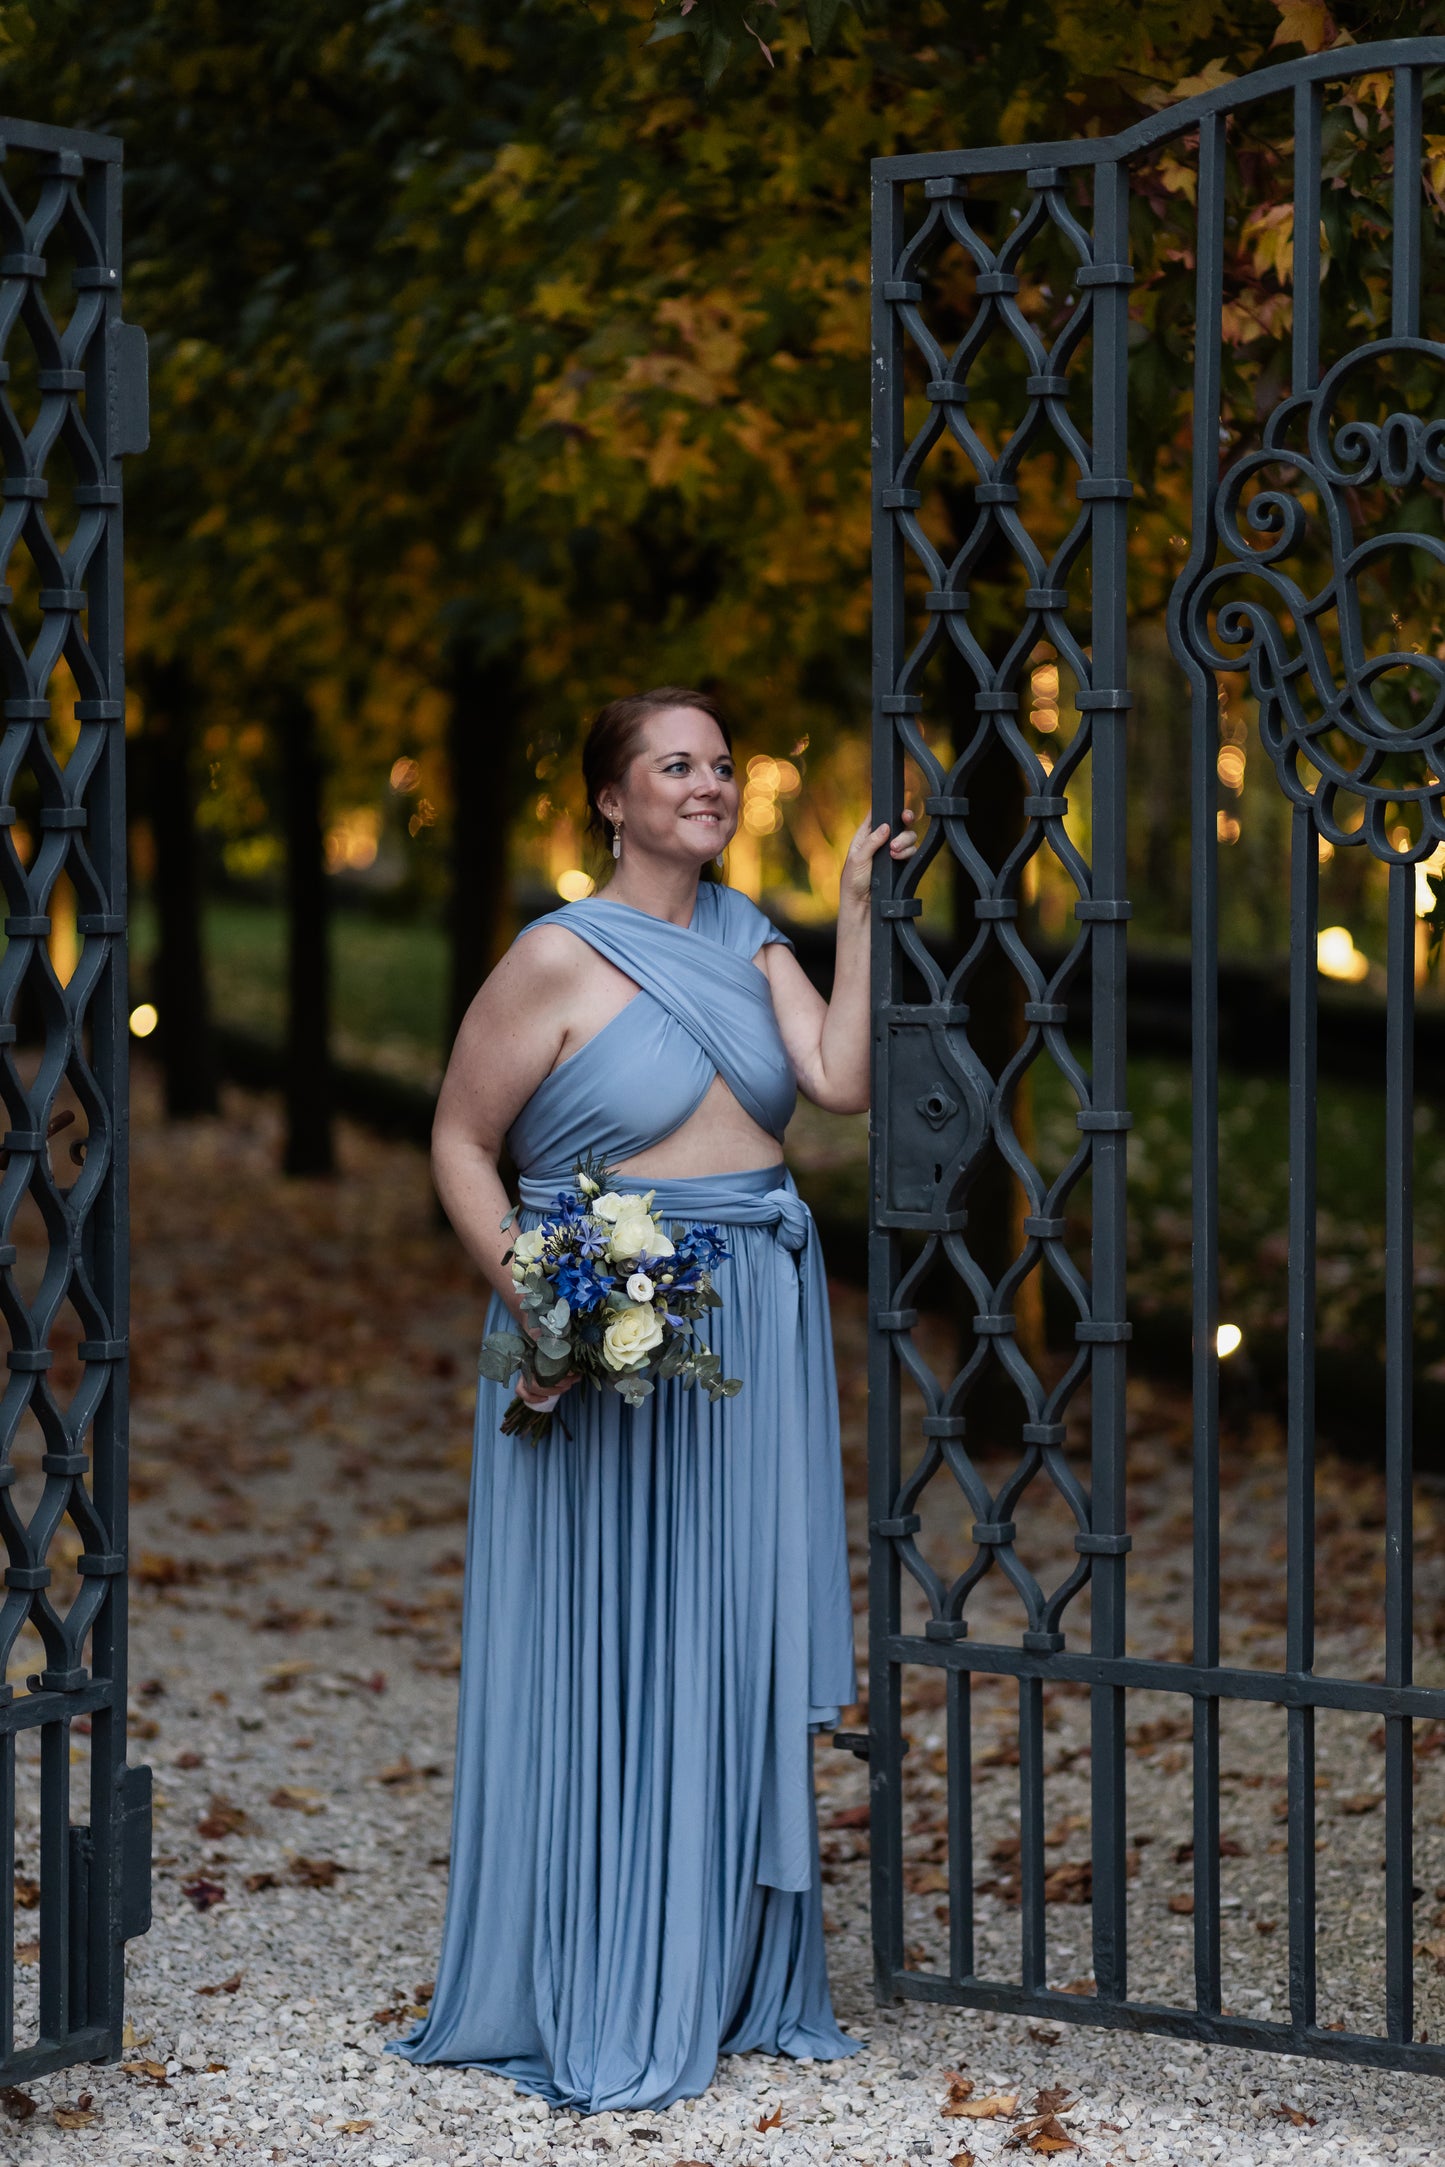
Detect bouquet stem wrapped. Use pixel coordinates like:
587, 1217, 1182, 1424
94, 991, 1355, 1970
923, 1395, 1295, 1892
479, 1154, 742, 1442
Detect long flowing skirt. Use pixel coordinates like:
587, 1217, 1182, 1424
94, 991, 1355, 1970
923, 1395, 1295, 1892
387, 1165, 861, 2112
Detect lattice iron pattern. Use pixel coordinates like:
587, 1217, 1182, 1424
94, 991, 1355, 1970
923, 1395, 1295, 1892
0, 118, 146, 2088
867, 37, 1445, 2080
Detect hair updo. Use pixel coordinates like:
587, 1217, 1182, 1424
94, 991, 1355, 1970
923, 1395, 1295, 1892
582, 686, 733, 852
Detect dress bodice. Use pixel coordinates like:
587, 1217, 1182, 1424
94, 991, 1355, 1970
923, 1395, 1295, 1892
504, 883, 797, 1183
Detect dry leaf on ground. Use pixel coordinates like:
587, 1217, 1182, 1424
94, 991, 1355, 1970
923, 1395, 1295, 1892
53, 2094, 96, 2131
950, 2153, 976, 2167
195, 1971, 243, 1996
1011, 2113, 1077, 2154
951, 2093, 1019, 2120
755, 2103, 785, 2131
269, 1784, 326, 1815
1272, 2104, 1318, 2127
180, 1876, 226, 1911
121, 2060, 171, 2087
0, 2087, 36, 2121
1034, 2089, 1075, 2114
940, 2071, 976, 2114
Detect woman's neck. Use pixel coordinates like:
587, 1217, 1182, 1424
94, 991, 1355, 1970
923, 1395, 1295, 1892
599, 857, 705, 928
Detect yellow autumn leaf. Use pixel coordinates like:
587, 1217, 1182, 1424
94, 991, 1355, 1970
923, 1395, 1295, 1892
1271, 0, 1334, 54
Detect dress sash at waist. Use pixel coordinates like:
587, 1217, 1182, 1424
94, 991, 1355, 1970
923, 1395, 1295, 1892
517, 1163, 809, 1253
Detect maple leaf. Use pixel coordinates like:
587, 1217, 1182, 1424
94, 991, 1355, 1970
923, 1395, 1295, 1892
1270, 0, 1337, 54
755, 2103, 786, 2131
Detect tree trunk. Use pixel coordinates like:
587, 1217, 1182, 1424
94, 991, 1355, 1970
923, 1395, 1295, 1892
134, 657, 219, 1119
446, 641, 524, 1051
280, 688, 334, 1177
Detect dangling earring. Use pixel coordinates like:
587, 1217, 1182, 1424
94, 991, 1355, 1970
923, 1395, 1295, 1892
611, 820, 622, 861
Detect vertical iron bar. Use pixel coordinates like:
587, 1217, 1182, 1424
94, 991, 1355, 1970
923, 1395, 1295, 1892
1086, 155, 1131, 2008
84, 144, 132, 2055
1293, 80, 1323, 393
1286, 802, 1319, 2035
0, 1733, 12, 2060
37, 1721, 70, 2044
869, 164, 908, 1998
1186, 109, 1227, 2017
1383, 861, 1415, 2042
1019, 1680, 1046, 1993
1393, 66, 1423, 339
946, 1668, 974, 1981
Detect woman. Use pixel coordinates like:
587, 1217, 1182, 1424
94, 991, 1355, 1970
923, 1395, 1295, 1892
388, 686, 915, 2113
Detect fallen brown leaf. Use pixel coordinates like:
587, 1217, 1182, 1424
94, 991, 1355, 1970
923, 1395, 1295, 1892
950, 2153, 976, 2167
1168, 1893, 1195, 1915
827, 1803, 870, 1829
15, 1939, 38, 1965
53, 2094, 96, 2131
940, 2071, 976, 2115
952, 2093, 1019, 2120
243, 1870, 280, 1893
1034, 2089, 1075, 2115
121, 2061, 171, 2086
1272, 2105, 1317, 2128
1338, 1793, 1381, 1815
180, 1876, 226, 1911
1027, 2026, 1061, 2046
195, 1971, 243, 1996
0, 2087, 37, 2121
335, 2121, 374, 2136
1020, 2117, 1076, 2155
12, 1874, 39, 1909
755, 2103, 785, 2131
289, 1855, 350, 1889
269, 1785, 326, 1815
197, 1795, 249, 1840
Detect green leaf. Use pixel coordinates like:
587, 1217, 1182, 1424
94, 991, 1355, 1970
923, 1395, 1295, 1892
645, 11, 693, 40
803, 0, 846, 49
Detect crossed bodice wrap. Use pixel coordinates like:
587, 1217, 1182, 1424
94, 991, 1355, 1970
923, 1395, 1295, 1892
505, 884, 797, 1186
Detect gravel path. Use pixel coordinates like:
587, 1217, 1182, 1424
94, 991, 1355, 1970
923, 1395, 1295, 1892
6, 1070, 1445, 2165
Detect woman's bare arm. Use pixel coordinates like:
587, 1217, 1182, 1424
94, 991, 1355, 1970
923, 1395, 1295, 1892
760, 813, 914, 1115
430, 924, 582, 1323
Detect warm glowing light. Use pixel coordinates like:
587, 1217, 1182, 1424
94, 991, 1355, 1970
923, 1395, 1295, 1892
1217, 812, 1241, 844
1031, 665, 1059, 699
743, 798, 781, 836
1217, 745, 1246, 792
1416, 845, 1445, 918
325, 807, 381, 873
389, 756, 421, 793
129, 1003, 158, 1039
1037, 751, 1055, 776
1031, 706, 1059, 734
1217, 1322, 1243, 1359
1318, 836, 1334, 866
746, 756, 780, 792
1317, 925, 1369, 982
556, 868, 595, 902
773, 759, 802, 796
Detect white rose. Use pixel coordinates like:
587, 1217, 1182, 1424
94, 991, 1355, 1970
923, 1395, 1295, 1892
608, 1207, 674, 1264
590, 1191, 629, 1223
510, 1226, 547, 1274
626, 1271, 654, 1302
602, 1302, 665, 1372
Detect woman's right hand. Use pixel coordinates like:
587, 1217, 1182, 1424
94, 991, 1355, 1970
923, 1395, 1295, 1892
514, 1364, 579, 1411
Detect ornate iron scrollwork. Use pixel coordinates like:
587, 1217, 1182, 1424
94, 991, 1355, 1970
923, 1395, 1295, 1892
1175, 335, 1445, 862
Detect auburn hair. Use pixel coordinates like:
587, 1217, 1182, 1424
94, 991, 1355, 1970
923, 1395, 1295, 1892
582, 686, 733, 852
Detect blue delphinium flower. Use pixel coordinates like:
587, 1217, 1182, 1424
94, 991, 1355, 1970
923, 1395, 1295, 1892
554, 1253, 609, 1314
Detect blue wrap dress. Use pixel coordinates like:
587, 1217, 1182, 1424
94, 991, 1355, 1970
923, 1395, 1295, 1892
387, 882, 860, 2111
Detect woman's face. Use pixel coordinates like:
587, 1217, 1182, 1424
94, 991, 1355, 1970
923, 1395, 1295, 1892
599, 707, 739, 870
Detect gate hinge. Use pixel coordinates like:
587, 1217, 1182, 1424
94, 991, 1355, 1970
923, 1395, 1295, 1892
108, 320, 149, 459
118, 1761, 152, 1942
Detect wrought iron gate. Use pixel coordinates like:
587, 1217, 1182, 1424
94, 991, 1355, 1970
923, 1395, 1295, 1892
0, 118, 147, 2085
868, 39, 1445, 2072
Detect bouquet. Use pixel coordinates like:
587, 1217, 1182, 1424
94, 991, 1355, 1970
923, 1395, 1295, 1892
479, 1153, 743, 1442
